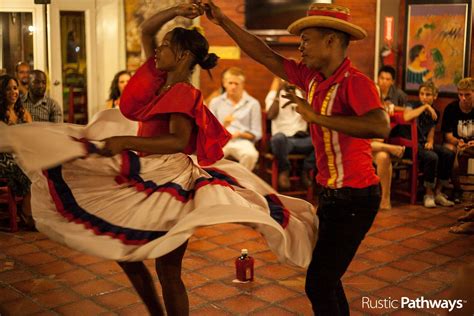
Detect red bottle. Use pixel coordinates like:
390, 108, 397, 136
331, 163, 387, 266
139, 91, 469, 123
235, 248, 254, 282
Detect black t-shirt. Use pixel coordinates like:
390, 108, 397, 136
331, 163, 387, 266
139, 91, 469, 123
441, 101, 474, 141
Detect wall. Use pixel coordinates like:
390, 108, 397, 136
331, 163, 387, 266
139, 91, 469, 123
199, 0, 378, 107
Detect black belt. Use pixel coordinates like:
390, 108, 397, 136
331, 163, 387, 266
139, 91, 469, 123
321, 185, 380, 199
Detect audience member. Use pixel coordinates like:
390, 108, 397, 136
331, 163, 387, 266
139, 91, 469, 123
23, 70, 62, 123
376, 65, 407, 114
15, 61, 31, 98
105, 70, 131, 109
441, 77, 474, 203
403, 81, 455, 208
371, 139, 404, 210
0, 75, 34, 229
204, 67, 226, 105
209, 67, 261, 170
265, 77, 315, 189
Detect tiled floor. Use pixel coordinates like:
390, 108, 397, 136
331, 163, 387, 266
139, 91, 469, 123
0, 198, 473, 315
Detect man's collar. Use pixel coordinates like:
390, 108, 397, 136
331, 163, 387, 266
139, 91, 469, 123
317, 57, 351, 90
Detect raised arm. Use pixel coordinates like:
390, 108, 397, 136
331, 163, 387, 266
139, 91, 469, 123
403, 104, 437, 122
204, 0, 288, 80
141, 2, 204, 59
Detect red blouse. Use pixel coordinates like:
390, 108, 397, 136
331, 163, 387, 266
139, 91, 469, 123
120, 58, 231, 166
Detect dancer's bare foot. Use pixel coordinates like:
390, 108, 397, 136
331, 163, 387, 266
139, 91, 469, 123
450, 222, 474, 234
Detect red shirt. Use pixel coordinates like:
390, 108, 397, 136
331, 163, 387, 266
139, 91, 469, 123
284, 58, 382, 188
120, 58, 231, 166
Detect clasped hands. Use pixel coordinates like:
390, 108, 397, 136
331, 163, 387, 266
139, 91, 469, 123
174, 0, 224, 24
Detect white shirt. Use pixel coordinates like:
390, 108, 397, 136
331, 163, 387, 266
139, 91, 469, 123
265, 90, 307, 136
209, 91, 262, 141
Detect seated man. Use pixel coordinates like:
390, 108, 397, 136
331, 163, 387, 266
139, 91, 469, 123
265, 77, 315, 190
209, 67, 261, 170
372, 66, 407, 209
404, 81, 455, 208
376, 65, 407, 115
22, 70, 63, 123
441, 77, 474, 203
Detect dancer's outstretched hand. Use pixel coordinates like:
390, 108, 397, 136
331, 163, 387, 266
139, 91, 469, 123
203, 0, 225, 25
175, 1, 204, 19
100, 136, 127, 157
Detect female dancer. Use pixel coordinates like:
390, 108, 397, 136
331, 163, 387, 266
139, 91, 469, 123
0, 3, 316, 315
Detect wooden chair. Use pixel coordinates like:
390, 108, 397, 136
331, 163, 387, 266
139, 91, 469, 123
387, 112, 419, 204
67, 86, 88, 124
259, 112, 314, 201
0, 178, 23, 232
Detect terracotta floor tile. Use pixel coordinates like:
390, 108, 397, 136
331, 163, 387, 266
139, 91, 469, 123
188, 291, 207, 308
56, 268, 97, 286
46, 245, 82, 258
366, 266, 412, 283
431, 240, 474, 258
71, 279, 122, 297
204, 247, 240, 261
3, 243, 40, 256
418, 268, 459, 285
31, 310, 58, 316
255, 250, 279, 263
190, 305, 233, 315
344, 274, 390, 292
250, 306, 297, 316
276, 276, 306, 292
31, 288, 81, 308
217, 294, 267, 314
87, 260, 123, 276
229, 240, 269, 253
373, 227, 424, 241
401, 237, 436, 251
36, 260, 76, 276
16, 251, 57, 266
92, 288, 141, 310
67, 253, 106, 266
279, 296, 313, 315
116, 303, 149, 316
373, 285, 421, 301
382, 244, 418, 257
182, 254, 213, 271
417, 228, 458, 243
187, 239, 220, 252
359, 249, 403, 263
348, 259, 378, 273
0, 233, 26, 247
0, 297, 44, 315
182, 271, 211, 289
193, 227, 223, 238
12, 277, 62, 294
196, 265, 234, 280
193, 282, 240, 301
413, 215, 454, 230
105, 272, 132, 288
363, 236, 393, 248
54, 299, 108, 315
252, 284, 299, 302
0, 286, 23, 303
389, 259, 434, 273
256, 264, 300, 280
410, 251, 453, 265
399, 276, 447, 295
32, 239, 61, 250
212, 223, 243, 232
0, 268, 35, 284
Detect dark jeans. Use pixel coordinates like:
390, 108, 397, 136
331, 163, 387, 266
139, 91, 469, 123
306, 186, 380, 315
270, 132, 315, 172
418, 144, 455, 187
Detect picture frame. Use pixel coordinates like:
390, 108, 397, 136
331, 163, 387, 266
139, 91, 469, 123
403, 0, 472, 95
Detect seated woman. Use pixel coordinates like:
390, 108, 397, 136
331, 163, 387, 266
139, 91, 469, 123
0, 75, 34, 228
105, 70, 131, 109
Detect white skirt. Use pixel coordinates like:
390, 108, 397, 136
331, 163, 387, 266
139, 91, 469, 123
0, 109, 317, 267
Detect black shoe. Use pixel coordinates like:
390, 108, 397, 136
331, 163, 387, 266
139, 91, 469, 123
452, 190, 463, 204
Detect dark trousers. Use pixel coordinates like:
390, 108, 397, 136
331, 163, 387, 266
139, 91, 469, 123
270, 132, 315, 172
306, 187, 380, 315
418, 144, 455, 186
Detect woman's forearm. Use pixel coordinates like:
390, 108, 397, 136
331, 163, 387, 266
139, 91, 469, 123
141, 7, 178, 58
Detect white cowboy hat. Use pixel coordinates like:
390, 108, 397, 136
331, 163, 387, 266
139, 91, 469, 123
287, 4, 367, 41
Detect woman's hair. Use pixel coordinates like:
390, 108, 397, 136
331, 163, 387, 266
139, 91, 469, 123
169, 27, 219, 71
108, 70, 131, 101
409, 44, 424, 63
0, 75, 26, 123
